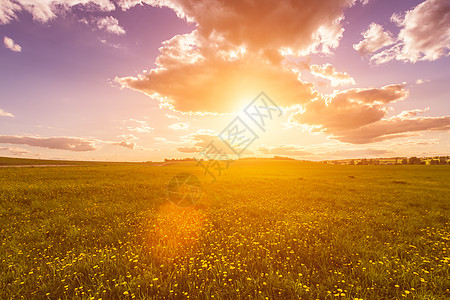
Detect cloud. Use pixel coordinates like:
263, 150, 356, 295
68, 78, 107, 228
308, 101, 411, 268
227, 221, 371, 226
0, 146, 34, 156
0, 1, 21, 24
112, 134, 137, 149
116, 0, 366, 114
358, 0, 450, 64
414, 79, 430, 85
395, 138, 439, 146
96, 16, 126, 35
310, 63, 355, 87
179, 130, 252, 156
127, 126, 153, 133
169, 122, 190, 130
0, 108, 14, 117
256, 144, 391, 159
154, 137, 177, 144
334, 115, 450, 144
0, 135, 99, 151
0, 0, 116, 24
116, 34, 318, 113
293, 84, 408, 132
125, 119, 153, 133
288, 84, 450, 144
396, 108, 429, 119
257, 145, 312, 156
113, 140, 136, 149
165, 114, 180, 120
353, 23, 394, 56
127, 125, 153, 133
176, 146, 200, 153
120, 0, 358, 55
3, 36, 22, 52
99, 39, 123, 48
392, 0, 450, 62
117, 134, 137, 140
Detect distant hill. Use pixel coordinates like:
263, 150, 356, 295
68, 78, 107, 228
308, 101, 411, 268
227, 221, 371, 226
0, 156, 147, 166
0, 156, 82, 166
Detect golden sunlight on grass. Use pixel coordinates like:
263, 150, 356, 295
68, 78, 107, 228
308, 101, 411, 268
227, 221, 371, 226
149, 203, 207, 263
0, 161, 448, 299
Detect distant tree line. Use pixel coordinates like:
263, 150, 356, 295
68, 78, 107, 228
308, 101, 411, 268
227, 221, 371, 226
403, 156, 449, 165
164, 157, 197, 162
273, 156, 296, 160
333, 156, 450, 165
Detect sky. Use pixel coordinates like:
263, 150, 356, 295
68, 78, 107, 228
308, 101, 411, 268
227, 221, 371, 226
0, 0, 449, 162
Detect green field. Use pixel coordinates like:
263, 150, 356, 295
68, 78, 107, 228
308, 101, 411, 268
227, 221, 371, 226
0, 160, 449, 299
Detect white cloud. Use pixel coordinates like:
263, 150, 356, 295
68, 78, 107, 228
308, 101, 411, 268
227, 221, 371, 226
0, 146, 33, 156
0, 1, 21, 24
127, 125, 153, 133
117, 134, 137, 140
393, 0, 450, 62
0, 0, 115, 24
0, 108, 14, 117
415, 79, 430, 85
125, 119, 153, 133
169, 122, 190, 130
96, 16, 126, 35
3, 36, 22, 52
357, 0, 450, 64
310, 63, 355, 87
353, 23, 395, 55
165, 114, 180, 120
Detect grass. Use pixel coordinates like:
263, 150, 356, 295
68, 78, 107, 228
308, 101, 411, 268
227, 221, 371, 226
0, 160, 449, 299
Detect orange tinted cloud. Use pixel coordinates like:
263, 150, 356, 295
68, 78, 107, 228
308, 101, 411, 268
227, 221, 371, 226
116, 0, 363, 114
117, 50, 318, 113
176, 146, 200, 153
335, 115, 450, 144
116, 0, 450, 146
293, 84, 408, 132
293, 85, 450, 144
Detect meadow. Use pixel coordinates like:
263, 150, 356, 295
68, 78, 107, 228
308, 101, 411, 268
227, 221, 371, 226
0, 160, 449, 299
